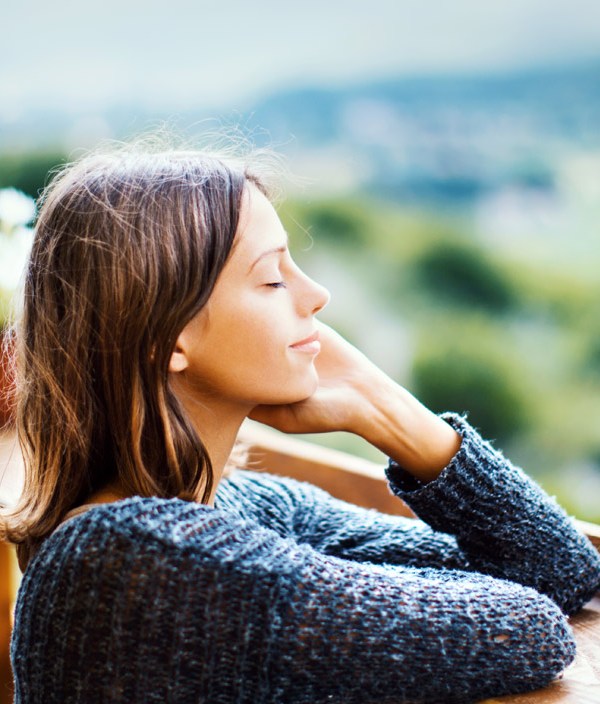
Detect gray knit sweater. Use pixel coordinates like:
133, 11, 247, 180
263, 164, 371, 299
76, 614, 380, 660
11, 414, 600, 703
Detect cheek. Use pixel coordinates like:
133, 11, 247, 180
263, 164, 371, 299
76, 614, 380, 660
215, 332, 319, 404
191, 297, 317, 404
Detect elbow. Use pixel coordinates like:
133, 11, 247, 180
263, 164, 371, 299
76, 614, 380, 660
460, 586, 577, 700
542, 544, 600, 616
491, 592, 577, 693
529, 598, 577, 677
565, 552, 600, 615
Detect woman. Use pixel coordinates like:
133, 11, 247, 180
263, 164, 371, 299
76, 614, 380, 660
3, 144, 600, 704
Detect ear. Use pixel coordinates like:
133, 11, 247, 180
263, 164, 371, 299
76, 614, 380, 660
168, 335, 189, 373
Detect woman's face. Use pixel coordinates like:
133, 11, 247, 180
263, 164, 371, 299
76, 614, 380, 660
170, 184, 330, 411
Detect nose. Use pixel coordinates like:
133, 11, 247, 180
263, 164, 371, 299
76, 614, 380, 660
301, 272, 330, 316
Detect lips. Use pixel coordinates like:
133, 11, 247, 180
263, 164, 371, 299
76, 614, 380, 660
289, 330, 321, 354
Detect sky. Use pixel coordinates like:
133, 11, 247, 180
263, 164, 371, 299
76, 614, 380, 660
2, 0, 600, 117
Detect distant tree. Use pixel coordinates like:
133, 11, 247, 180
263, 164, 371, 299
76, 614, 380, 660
304, 202, 366, 246
413, 242, 517, 313
412, 344, 529, 444
0, 152, 66, 200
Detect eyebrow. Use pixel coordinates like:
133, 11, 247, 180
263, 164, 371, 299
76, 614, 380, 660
247, 238, 289, 274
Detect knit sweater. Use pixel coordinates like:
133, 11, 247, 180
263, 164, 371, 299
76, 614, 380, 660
11, 414, 600, 704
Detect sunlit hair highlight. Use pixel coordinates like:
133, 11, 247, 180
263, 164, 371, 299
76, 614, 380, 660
2, 140, 270, 568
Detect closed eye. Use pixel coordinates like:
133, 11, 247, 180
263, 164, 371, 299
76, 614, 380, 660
265, 282, 287, 288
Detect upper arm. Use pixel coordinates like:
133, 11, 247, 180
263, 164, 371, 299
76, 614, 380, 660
222, 469, 470, 570
292, 483, 470, 570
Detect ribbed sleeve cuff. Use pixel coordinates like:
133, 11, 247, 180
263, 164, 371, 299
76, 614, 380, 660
384, 412, 518, 534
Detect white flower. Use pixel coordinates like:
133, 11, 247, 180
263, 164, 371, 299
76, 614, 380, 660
0, 225, 34, 291
0, 188, 36, 231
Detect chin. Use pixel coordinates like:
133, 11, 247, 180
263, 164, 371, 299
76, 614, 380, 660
262, 372, 319, 405
295, 369, 319, 399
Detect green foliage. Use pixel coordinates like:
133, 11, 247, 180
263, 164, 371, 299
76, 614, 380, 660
584, 335, 600, 377
0, 152, 66, 199
306, 205, 362, 245
412, 329, 530, 445
507, 263, 595, 326
280, 199, 368, 248
413, 242, 518, 313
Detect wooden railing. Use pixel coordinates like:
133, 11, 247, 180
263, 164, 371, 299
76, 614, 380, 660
0, 543, 17, 704
0, 430, 21, 704
1, 424, 599, 703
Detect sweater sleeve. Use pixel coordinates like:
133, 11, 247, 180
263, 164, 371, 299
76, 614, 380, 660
384, 413, 600, 615
12, 499, 577, 704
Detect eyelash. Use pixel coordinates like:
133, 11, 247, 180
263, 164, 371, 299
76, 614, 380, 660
266, 282, 287, 289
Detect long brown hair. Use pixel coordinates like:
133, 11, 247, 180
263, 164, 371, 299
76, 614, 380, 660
2, 142, 267, 568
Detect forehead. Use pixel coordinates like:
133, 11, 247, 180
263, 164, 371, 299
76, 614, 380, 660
233, 185, 287, 261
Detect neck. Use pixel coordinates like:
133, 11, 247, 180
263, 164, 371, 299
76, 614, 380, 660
170, 384, 252, 505
193, 405, 249, 505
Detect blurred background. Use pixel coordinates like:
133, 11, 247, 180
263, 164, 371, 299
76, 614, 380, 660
1, 0, 600, 520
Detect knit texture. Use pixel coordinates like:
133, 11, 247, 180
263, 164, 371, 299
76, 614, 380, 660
11, 414, 600, 703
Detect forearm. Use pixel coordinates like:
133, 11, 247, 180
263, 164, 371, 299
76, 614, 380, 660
351, 372, 462, 483
386, 413, 600, 614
